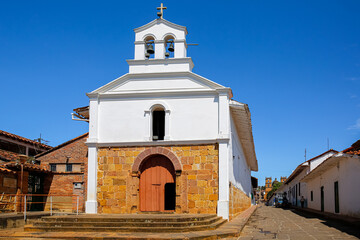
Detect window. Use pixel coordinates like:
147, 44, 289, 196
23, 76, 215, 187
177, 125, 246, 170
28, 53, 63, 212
66, 164, 72, 172
50, 164, 56, 172
152, 109, 165, 141
334, 181, 339, 213
74, 182, 82, 189
311, 191, 313, 201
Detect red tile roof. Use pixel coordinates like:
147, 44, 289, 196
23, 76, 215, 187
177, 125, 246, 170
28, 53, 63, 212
5, 162, 51, 173
0, 167, 16, 174
0, 149, 20, 162
343, 140, 360, 155
0, 130, 52, 150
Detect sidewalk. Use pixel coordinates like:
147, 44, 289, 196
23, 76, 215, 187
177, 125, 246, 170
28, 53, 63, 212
292, 206, 360, 228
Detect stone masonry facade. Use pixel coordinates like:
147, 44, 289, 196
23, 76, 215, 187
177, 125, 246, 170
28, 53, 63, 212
97, 145, 219, 214
229, 182, 251, 220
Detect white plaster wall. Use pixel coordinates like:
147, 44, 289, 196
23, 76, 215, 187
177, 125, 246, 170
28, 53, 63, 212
228, 115, 252, 197
129, 62, 192, 74
309, 151, 337, 171
286, 169, 308, 207
306, 157, 360, 217
97, 95, 219, 142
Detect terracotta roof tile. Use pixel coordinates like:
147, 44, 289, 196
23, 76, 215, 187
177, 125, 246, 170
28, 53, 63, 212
0, 130, 52, 149
0, 149, 20, 162
342, 140, 360, 155
5, 162, 51, 173
0, 167, 16, 174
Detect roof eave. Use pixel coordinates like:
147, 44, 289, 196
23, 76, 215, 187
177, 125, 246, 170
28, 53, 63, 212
230, 101, 258, 171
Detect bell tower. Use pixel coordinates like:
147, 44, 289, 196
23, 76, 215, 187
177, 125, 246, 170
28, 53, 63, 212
127, 5, 194, 73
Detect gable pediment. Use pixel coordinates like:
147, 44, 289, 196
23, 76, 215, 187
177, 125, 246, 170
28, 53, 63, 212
89, 72, 227, 95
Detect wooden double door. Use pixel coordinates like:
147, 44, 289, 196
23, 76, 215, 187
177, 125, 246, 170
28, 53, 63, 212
139, 155, 176, 212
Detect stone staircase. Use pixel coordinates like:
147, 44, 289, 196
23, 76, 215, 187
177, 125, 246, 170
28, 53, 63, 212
24, 214, 227, 233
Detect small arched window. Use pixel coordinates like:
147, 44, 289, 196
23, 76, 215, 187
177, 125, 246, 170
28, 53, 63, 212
152, 106, 165, 141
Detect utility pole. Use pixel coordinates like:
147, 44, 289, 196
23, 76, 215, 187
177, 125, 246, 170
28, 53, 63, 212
327, 138, 330, 150
304, 148, 307, 161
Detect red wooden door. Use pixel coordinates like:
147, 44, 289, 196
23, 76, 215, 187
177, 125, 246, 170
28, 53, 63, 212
139, 156, 175, 212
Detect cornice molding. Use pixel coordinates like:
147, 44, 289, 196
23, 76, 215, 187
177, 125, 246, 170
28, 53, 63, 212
85, 138, 229, 148
134, 18, 188, 34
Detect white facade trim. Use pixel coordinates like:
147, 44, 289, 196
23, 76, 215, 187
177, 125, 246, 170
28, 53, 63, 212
134, 18, 188, 34
85, 138, 230, 148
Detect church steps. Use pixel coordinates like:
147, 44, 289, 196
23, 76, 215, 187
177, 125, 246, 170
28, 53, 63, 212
23, 214, 227, 233
37, 214, 218, 223
24, 220, 227, 233
32, 216, 222, 227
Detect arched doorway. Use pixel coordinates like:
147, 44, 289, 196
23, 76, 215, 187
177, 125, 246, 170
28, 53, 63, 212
139, 155, 176, 212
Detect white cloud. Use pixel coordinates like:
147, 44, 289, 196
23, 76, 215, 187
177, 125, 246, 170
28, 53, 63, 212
350, 94, 357, 99
348, 118, 360, 130
348, 77, 359, 81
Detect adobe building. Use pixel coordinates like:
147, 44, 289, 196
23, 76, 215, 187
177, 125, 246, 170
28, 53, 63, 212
84, 13, 258, 220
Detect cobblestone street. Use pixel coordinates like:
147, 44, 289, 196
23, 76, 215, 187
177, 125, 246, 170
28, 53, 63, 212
238, 204, 360, 240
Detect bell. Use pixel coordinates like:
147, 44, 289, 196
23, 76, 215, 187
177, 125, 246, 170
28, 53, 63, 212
168, 42, 174, 52
145, 52, 150, 58
146, 44, 154, 54
165, 52, 170, 57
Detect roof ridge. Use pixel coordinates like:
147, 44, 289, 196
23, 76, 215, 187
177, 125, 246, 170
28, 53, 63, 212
35, 133, 88, 158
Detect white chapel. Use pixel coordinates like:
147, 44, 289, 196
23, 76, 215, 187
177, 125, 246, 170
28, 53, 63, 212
85, 7, 258, 220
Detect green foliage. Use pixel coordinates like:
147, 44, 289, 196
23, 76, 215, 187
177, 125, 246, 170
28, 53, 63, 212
266, 182, 282, 200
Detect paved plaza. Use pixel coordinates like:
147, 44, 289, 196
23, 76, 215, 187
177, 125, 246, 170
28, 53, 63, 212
238, 204, 360, 240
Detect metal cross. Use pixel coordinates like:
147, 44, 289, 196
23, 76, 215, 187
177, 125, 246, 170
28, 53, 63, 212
157, 3, 167, 19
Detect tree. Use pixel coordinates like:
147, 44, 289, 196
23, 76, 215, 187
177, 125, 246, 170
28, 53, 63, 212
266, 182, 282, 200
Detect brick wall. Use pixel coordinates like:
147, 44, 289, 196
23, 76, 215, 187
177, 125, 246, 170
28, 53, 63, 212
37, 133, 88, 213
97, 144, 219, 214
0, 172, 17, 211
229, 182, 251, 220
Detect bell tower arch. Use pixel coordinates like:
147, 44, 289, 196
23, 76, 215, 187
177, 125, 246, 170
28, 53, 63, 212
128, 16, 193, 73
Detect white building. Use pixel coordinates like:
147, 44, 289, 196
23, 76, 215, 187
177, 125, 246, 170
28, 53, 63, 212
302, 141, 360, 217
84, 13, 258, 220
283, 150, 338, 207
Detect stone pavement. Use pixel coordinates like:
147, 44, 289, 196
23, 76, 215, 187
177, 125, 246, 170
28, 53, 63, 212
237, 204, 360, 240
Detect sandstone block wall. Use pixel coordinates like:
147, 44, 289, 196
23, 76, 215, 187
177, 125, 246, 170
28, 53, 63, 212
97, 145, 219, 214
229, 182, 251, 220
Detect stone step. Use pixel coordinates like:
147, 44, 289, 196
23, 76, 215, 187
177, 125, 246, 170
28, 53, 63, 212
24, 218, 227, 232
32, 216, 222, 228
40, 214, 218, 223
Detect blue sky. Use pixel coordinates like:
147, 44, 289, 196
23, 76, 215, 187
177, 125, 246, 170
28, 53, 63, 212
1, 1, 359, 185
